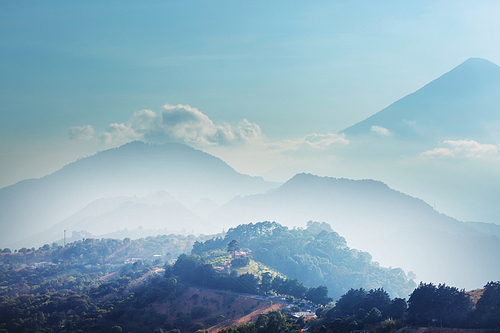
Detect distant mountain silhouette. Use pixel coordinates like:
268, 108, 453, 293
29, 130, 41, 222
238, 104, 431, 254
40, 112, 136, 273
341, 58, 500, 140
18, 192, 210, 248
0, 141, 279, 248
466, 221, 500, 239
211, 173, 500, 291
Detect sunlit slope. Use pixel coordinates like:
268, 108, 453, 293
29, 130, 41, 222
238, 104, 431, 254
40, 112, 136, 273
0, 141, 279, 248
211, 173, 500, 290
341, 58, 500, 140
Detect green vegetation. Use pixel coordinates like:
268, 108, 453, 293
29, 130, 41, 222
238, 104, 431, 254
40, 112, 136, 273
217, 310, 299, 333
0, 234, 204, 332
470, 281, 500, 328
406, 283, 471, 327
0, 261, 185, 332
169, 253, 330, 304
1, 223, 500, 332
193, 221, 416, 299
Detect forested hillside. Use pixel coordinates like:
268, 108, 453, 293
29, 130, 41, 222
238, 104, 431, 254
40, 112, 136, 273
212, 173, 500, 291
192, 221, 416, 299
1, 226, 499, 332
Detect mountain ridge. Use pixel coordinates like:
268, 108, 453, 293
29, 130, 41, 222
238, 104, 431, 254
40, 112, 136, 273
340, 58, 500, 140
0, 141, 279, 248
210, 173, 500, 290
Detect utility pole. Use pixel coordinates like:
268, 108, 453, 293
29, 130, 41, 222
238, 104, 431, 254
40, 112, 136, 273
64, 230, 66, 247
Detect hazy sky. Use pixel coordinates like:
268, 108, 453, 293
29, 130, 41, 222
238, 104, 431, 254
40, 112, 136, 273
2, 1, 500, 222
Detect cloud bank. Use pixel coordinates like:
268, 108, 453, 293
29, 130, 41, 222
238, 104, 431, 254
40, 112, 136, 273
275, 132, 349, 157
67, 103, 353, 181
98, 104, 263, 147
69, 125, 94, 141
68, 103, 349, 159
422, 140, 499, 159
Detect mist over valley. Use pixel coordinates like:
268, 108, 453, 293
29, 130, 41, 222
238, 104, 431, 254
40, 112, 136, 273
2, 4, 500, 330
3, 59, 500, 294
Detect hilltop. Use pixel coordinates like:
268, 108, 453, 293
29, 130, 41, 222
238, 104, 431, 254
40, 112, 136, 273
211, 173, 500, 290
0, 141, 279, 248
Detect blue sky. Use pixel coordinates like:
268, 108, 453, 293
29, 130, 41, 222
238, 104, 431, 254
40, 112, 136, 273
3, 1, 497, 139
2, 1, 500, 222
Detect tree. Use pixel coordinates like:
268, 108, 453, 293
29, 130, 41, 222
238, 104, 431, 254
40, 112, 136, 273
407, 282, 471, 327
260, 272, 273, 294
336, 288, 367, 316
364, 307, 382, 324
434, 283, 471, 327
306, 286, 332, 305
407, 282, 436, 326
471, 281, 500, 328
236, 273, 259, 294
227, 240, 240, 258
172, 254, 205, 284
385, 298, 407, 320
363, 288, 390, 315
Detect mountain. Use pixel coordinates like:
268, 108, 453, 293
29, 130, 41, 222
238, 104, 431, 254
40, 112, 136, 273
17, 191, 211, 248
341, 58, 500, 141
210, 173, 500, 290
466, 221, 500, 239
0, 141, 279, 248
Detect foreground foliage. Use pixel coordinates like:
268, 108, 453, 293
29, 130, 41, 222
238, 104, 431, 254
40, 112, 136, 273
1, 223, 499, 332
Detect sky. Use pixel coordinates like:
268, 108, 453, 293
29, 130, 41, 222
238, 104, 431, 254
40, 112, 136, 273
2, 0, 500, 222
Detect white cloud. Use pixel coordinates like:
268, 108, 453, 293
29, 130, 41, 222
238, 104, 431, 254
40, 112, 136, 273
158, 103, 218, 145
94, 103, 352, 158
65, 102, 360, 186
99, 123, 141, 145
78, 103, 350, 180
422, 140, 499, 159
97, 103, 264, 147
130, 109, 161, 134
273, 132, 349, 157
371, 125, 391, 136
69, 125, 94, 141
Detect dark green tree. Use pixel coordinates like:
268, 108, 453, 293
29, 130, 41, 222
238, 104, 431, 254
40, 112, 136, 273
336, 288, 367, 316
407, 282, 471, 327
471, 281, 500, 328
363, 288, 391, 315
385, 298, 407, 320
227, 240, 241, 258
260, 272, 273, 294
306, 286, 332, 305
364, 307, 382, 324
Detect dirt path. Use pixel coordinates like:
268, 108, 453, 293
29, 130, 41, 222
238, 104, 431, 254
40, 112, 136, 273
207, 302, 286, 332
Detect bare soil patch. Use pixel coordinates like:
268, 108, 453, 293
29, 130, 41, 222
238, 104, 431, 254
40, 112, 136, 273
152, 287, 286, 332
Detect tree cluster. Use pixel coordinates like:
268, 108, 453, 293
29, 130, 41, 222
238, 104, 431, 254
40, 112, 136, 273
407, 281, 500, 329
168, 254, 332, 305
406, 282, 471, 327
192, 221, 416, 299
470, 281, 500, 328
217, 310, 299, 333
